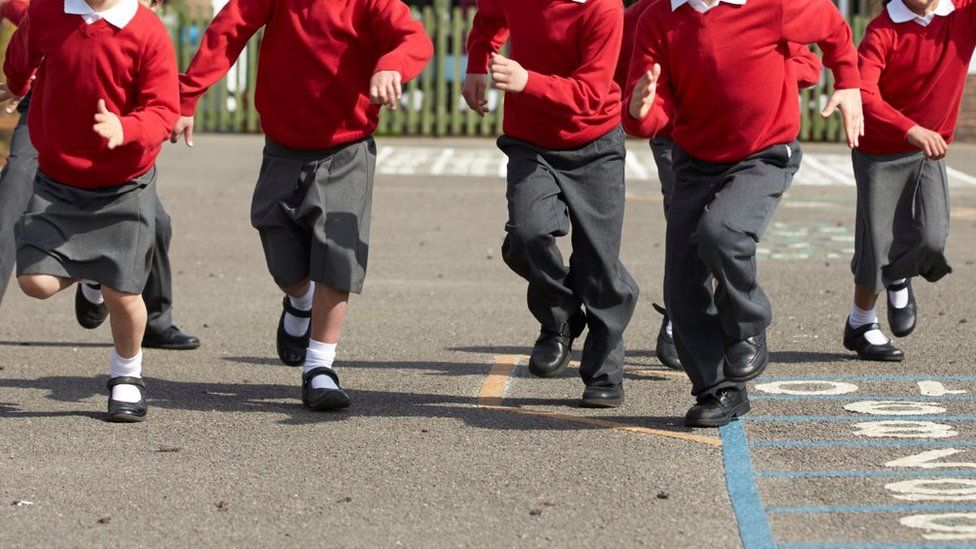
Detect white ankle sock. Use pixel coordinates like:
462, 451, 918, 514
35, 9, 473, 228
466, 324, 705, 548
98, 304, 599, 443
109, 349, 143, 403
888, 278, 909, 309
665, 320, 673, 339
304, 339, 339, 390
284, 283, 314, 337
81, 280, 104, 305
848, 302, 889, 345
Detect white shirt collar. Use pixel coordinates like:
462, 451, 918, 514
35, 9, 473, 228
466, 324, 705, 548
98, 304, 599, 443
671, 0, 745, 14
887, 0, 955, 26
64, 0, 138, 28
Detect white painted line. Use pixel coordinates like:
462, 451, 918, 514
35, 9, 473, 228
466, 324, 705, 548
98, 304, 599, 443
497, 158, 507, 178
430, 148, 455, 175
376, 146, 394, 164
803, 155, 854, 186
947, 167, 976, 187
625, 152, 650, 180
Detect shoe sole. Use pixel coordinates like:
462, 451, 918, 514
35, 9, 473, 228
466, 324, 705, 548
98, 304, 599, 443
142, 341, 202, 351
107, 412, 147, 423
528, 351, 572, 379
685, 400, 751, 428
580, 396, 623, 408
306, 396, 352, 412
724, 359, 768, 384
843, 340, 905, 362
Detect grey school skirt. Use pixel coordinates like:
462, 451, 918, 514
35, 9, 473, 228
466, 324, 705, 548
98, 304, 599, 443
16, 168, 157, 294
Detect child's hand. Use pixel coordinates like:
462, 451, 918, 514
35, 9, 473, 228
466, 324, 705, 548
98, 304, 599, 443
490, 53, 528, 93
0, 82, 23, 114
629, 64, 660, 120
170, 115, 195, 147
369, 70, 402, 110
821, 88, 864, 149
92, 99, 123, 150
462, 73, 489, 117
906, 125, 948, 160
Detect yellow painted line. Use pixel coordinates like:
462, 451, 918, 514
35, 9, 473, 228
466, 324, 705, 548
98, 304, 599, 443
628, 367, 688, 378
476, 355, 720, 447
476, 354, 521, 407
953, 207, 976, 221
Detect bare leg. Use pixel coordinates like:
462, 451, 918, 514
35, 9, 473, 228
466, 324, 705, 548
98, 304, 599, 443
18, 274, 77, 300
311, 284, 349, 344
102, 286, 147, 359
282, 279, 311, 300
854, 284, 880, 312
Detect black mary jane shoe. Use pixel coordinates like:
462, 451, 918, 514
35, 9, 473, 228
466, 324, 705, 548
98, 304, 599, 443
527, 310, 586, 378
652, 304, 682, 371
75, 284, 108, 330
843, 319, 904, 362
581, 384, 624, 408
723, 332, 768, 383
106, 376, 148, 423
277, 297, 311, 367
302, 367, 351, 411
887, 279, 918, 338
685, 388, 750, 428
143, 325, 201, 351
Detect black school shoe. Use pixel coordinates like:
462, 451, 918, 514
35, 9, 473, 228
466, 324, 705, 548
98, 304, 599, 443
277, 297, 311, 366
581, 384, 624, 408
652, 304, 682, 371
685, 388, 750, 428
143, 326, 201, 350
527, 310, 587, 378
887, 279, 918, 338
723, 332, 768, 383
302, 367, 351, 411
75, 284, 108, 330
106, 376, 148, 423
843, 319, 904, 362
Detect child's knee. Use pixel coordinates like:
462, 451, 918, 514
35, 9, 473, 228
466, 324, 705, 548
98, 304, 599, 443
17, 275, 57, 300
281, 279, 311, 297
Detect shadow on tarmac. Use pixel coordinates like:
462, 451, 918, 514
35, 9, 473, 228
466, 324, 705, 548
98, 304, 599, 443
0, 340, 113, 349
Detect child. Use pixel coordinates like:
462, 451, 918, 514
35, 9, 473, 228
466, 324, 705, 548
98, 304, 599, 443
844, 0, 972, 361
0, 0, 200, 351
624, 0, 863, 426
171, 0, 432, 411
614, 0, 824, 372
463, 0, 639, 407
1, 0, 180, 422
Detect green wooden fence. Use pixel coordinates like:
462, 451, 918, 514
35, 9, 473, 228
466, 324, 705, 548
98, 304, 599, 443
169, 2, 867, 143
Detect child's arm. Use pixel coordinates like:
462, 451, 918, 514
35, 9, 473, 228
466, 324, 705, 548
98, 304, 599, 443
174, 0, 272, 145
94, 33, 180, 150
621, 11, 672, 138
367, 0, 434, 110
493, 5, 623, 117
781, 0, 863, 147
788, 44, 822, 90
462, 0, 508, 117
859, 26, 947, 159
1, 0, 30, 26
1, 11, 38, 112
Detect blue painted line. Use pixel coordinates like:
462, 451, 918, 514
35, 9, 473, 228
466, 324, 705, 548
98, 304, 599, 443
744, 416, 976, 422
767, 504, 976, 514
753, 395, 976, 401
752, 440, 976, 448
761, 376, 976, 382
756, 470, 976, 479
720, 421, 776, 549
778, 541, 976, 549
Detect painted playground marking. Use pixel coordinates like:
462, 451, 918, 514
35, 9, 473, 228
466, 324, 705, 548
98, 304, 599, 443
476, 355, 720, 447
731, 375, 976, 547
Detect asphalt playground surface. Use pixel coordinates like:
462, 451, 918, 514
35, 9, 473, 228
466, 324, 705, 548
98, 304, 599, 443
2, 135, 976, 548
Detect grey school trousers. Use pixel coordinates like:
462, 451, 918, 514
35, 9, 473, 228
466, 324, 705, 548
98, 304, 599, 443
666, 141, 801, 398
499, 126, 639, 389
851, 149, 952, 293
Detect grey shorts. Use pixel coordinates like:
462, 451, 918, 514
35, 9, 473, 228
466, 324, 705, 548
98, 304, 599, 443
250, 138, 376, 294
16, 168, 157, 294
851, 149, 952, 292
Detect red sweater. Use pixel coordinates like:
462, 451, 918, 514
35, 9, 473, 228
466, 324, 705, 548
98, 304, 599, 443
0, 0, 28, 24
466, 0, 623, 150
858, 0, 976, 155
3, 0, 179, 188
614, 0, 824, 140
622, 0, 859, 163
181, 0, 433, 150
